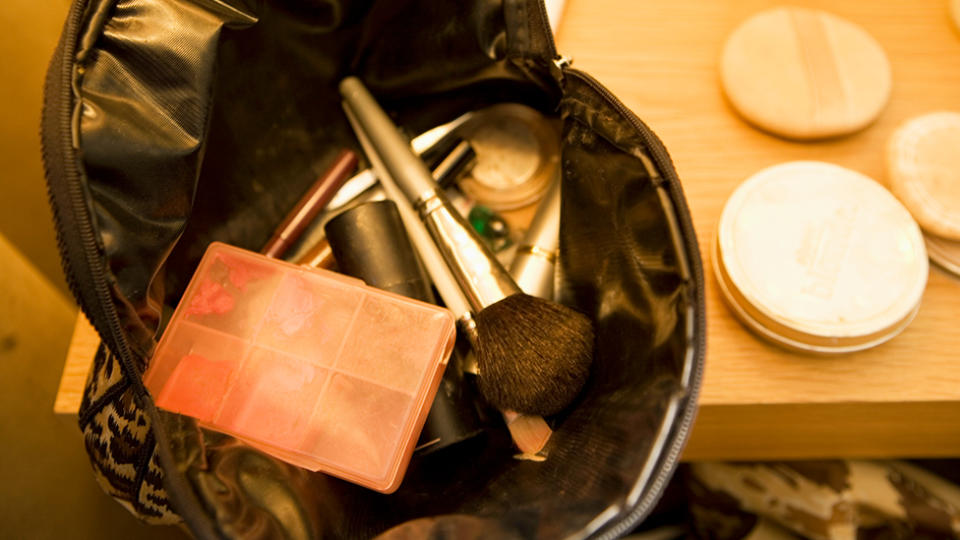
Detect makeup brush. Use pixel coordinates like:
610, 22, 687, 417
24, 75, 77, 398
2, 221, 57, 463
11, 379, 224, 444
283, 115, 476, 265
292, 141, 476, 270
492, 178, 565, 455
343, 106, 551, 455
340, 76, 594, 417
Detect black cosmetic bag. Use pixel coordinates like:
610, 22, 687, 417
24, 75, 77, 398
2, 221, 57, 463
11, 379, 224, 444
41, 0, 705, 537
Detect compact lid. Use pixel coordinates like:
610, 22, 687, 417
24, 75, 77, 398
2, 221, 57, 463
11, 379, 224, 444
715, 161, 928, 354
886, 111, 960, 240
144, 242, 456, 492
720, 7, 891, 140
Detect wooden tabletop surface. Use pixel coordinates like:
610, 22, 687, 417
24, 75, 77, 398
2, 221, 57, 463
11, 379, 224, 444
57, 0, 960, 461
557, 0, 960, 459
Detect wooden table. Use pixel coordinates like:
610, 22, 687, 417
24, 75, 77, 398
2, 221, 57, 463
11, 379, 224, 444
558, 0, 960, 459
58, 0, 960, 461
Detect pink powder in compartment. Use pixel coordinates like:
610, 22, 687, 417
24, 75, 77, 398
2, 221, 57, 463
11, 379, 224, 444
222, 253, 273, 291
216, 347, 329, 450
302, 373, 413, 481
257, 273, 360, 365
183, 252, 283, 337
155, 353, 236, 422
186, 281, 235, 316
336, 298, 448, 393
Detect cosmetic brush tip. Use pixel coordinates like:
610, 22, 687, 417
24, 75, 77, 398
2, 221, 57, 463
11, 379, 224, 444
475, 293, 594, 416
503, 410, 553, 456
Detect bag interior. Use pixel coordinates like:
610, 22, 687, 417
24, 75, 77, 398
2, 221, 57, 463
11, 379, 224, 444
70, 0, 704, 537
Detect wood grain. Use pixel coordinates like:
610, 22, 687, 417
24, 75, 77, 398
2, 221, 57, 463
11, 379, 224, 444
684, 401, 960, 461
53, 314, 97, 414
54, 0, 960, 460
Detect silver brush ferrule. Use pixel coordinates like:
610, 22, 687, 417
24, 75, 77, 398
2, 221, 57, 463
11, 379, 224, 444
510, 246, 557, 300
415, 189, 522, 311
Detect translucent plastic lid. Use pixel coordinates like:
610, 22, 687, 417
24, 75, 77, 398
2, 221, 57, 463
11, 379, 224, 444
144, 242, 456, 492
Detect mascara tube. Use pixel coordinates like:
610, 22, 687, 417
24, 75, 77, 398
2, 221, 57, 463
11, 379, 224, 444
261, 149, 358, 258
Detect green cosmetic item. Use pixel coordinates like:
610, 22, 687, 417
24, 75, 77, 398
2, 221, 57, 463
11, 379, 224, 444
468, 205, 512, 252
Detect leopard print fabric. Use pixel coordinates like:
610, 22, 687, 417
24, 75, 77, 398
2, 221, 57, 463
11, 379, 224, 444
78, 343, 181, 524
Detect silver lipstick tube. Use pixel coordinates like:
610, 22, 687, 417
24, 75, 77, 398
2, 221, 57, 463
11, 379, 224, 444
509, 177, 560, 300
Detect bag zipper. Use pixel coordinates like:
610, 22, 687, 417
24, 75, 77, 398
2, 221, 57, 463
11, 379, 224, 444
42, 0, 146, 407
557, 67, 708, 539
530, 2, 706, 529
533, 0, 559, 57
42, 0, 99, 334
41, 2, 222, 538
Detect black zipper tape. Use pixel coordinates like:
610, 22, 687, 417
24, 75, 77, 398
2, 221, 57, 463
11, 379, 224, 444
509, 3, 706, 536
560, 68, 707, 540
40, 1, 222, 538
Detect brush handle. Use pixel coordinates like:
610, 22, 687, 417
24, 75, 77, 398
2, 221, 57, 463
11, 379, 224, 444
325, 111, 474, 211
415, 193, 521, 310
342, 102, 480, 342
340, 77, 521, 311
342, 96, 554, 453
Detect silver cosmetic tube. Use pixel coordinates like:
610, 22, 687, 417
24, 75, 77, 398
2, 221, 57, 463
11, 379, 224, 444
509, 177, 560, 300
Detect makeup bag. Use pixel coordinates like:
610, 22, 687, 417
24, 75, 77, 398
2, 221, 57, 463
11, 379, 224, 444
41, 0, 705, 537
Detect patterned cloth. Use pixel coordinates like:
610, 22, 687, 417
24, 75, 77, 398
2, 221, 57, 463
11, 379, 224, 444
78, 344, 179, 524
688, 461, 960, 540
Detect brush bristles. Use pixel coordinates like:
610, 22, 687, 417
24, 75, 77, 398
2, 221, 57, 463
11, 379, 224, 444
474, 293, 594, 416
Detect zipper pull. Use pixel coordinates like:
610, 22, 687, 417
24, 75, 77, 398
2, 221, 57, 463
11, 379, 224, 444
550, 55, 572, 86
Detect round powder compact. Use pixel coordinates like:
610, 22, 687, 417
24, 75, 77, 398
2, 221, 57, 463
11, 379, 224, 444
925, 234, 960, 278
714, 161, 928, 354
720, 7, 891, 140
886, 111, 960, 240
454, 104, 560, 210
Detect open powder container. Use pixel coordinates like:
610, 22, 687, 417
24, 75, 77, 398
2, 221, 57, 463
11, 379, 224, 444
453, 103, 560, 210
886, 112, 960, 278
714, 161, 928, 354
143, 242, 456, 493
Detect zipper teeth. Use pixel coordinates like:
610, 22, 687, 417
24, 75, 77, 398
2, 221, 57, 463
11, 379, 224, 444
563, 69, 707, 540
43, 0, 145, 380
534, 0, 558, 56
42, 2, 89, 309
41, 2, 221, 534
